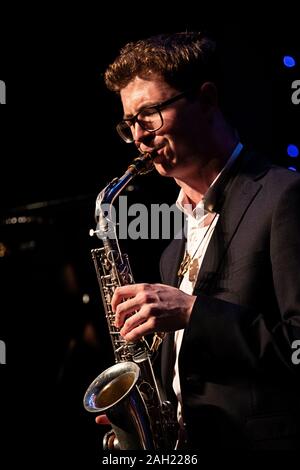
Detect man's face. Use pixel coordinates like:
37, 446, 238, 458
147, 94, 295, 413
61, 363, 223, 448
120, 75, 210, 179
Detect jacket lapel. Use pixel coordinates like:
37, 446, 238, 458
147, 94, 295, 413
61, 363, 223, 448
161, 233, 186, 287
160, 233, 185, 399
195, 151, 269, 294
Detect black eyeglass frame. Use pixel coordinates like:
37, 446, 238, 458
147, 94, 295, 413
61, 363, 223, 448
116, 90, 191, 143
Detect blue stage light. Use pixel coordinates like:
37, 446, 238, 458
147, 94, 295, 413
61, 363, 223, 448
288, 166, 297, 172
287, 144, 299, 158
283, 56, 296, 68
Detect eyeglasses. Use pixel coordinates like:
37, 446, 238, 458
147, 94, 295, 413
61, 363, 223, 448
116, 90, 190, 143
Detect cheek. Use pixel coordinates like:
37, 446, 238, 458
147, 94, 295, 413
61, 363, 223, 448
158, 117, 183, 144
157, 113, 191, 155
167, 129, 189, 154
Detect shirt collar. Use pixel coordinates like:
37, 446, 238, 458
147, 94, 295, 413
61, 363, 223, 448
176, 142, 243, 220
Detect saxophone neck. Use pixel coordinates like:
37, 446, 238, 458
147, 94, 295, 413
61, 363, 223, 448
99, 152, 153, 206
93, 153, 154, 240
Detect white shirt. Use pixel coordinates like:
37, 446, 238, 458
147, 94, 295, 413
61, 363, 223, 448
172, 142, 243, 444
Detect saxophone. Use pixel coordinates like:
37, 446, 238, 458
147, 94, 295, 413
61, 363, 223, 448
83, 152, 178, 450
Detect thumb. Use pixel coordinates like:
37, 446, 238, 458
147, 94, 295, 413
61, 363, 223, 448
95, 414, 110, 425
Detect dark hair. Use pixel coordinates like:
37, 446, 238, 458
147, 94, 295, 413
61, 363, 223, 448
104, 32, 218, 93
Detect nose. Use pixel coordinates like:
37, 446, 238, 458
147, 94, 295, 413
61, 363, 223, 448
132, 121, 151, 144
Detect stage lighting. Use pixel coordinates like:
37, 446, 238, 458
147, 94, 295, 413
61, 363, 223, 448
287, 144, 299, 158
283, 56, 296, 68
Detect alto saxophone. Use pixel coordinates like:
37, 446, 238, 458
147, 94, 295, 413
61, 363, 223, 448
83, 152, 178, 450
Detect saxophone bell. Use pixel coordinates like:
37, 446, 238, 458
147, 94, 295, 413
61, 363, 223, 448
83, 362, 155, 450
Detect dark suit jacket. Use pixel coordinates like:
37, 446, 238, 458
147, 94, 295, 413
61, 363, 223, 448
160, 150, 300, 450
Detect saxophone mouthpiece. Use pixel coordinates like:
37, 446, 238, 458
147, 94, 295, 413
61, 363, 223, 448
127, 152, 154, 175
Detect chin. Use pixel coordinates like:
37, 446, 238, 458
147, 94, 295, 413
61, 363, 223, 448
153, 162, 175, 177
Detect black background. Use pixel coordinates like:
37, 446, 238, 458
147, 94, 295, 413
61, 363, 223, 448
0, 7, 299, 466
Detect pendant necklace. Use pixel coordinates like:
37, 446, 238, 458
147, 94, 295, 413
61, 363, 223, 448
177, 212, 218, 280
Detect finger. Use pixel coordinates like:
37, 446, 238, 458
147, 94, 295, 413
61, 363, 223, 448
114, 293, 148, 327
95, 414, 110, 425
111, 285, 141, 312
123, 318, 157, 342
120, 307, 150, 336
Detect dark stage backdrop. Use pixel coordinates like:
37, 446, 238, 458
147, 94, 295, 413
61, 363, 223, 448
1, 12, 299, 466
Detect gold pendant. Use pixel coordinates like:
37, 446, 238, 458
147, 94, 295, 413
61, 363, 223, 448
177, 252, 192, 278
188, 258, 199, 282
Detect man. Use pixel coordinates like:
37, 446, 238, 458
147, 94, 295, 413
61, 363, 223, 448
96, 32, 300, 450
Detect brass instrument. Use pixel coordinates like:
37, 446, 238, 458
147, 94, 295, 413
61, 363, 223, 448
83, 153, 177, 450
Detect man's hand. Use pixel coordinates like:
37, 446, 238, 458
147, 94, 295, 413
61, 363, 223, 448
112, 283, 196, 342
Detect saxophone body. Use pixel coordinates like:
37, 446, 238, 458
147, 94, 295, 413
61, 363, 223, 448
83, 153, 177, 450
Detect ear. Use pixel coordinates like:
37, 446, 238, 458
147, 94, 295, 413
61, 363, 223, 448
198, 81, 218, 110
